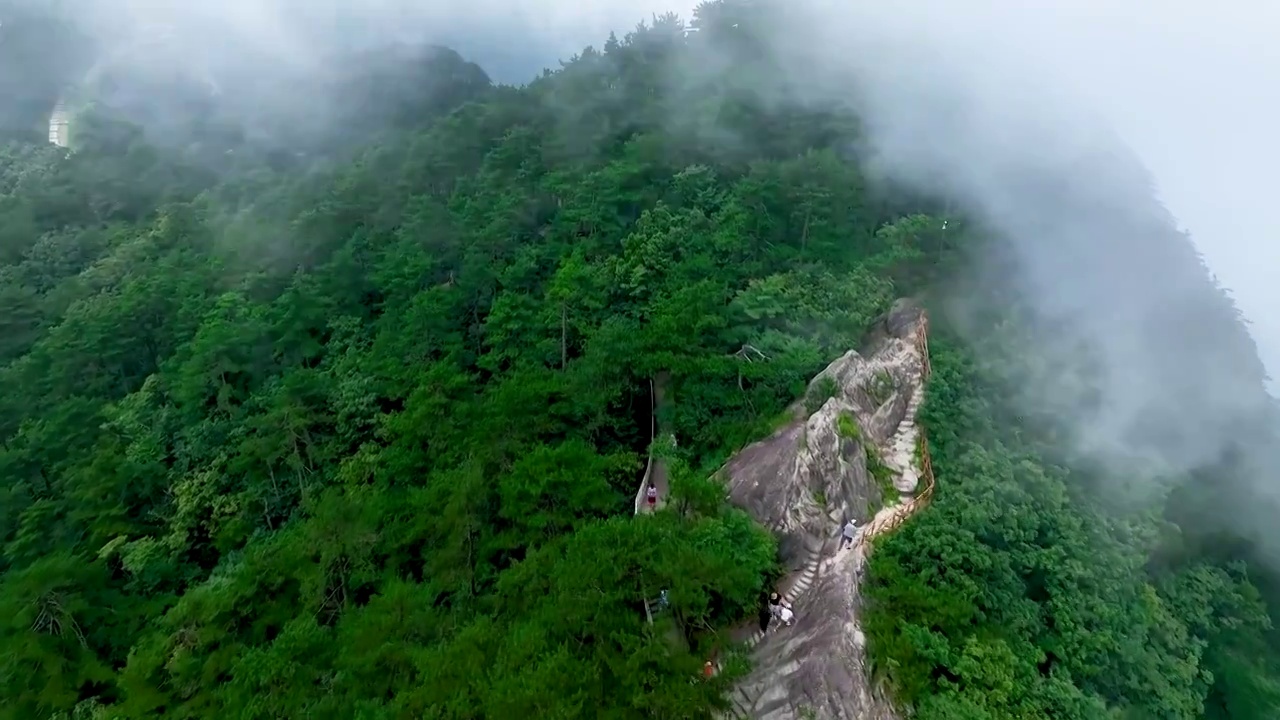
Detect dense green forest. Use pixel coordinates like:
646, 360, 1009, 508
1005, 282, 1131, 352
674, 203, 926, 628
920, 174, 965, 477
2, 1, 1279, 718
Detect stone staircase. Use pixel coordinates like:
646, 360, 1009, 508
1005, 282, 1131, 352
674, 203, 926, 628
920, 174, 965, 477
716, 318, 934, 719
48, 99, 70, 148
718, 385, 926, 719
886, 385, 925, 495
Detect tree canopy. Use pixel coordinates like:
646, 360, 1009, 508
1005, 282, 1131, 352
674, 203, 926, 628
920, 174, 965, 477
1, 2, 1278, 719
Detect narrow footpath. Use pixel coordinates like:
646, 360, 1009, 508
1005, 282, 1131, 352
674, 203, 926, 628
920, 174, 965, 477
634, 372, 672, 515
717, 318, 936, 719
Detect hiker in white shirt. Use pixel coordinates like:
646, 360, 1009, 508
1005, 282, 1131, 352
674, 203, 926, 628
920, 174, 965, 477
839, 518, 858, 550
776, 597, 794, 627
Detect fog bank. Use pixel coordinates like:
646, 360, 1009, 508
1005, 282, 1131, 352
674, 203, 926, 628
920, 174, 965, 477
27, 0, 1280, 478
95, 0, 1272, 394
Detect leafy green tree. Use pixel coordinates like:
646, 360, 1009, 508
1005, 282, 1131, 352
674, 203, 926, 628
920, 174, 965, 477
0, 3, 1278, 718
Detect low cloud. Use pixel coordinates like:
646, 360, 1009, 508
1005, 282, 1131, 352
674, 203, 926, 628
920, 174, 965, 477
22, 0, 1280, 531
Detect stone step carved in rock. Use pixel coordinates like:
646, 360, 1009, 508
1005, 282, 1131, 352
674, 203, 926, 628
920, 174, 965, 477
715, 300, 932, 720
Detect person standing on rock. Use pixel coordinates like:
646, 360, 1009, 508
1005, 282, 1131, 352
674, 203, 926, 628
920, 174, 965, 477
646, 482, 658, 510
839, 518, 859, 550
768, 593, 794, 628
776, 597, 795, 627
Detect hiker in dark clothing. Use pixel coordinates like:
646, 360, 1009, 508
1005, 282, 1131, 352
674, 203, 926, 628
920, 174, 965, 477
768, 592, 794, 628
759, 594, 773, 632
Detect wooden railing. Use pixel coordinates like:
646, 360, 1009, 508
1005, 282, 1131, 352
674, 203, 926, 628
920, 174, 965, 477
857, 314, 936, 548
915, 314, 936, 510
716, 311, 935, 718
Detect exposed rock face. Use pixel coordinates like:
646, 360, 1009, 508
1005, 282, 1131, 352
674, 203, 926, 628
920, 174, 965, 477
719, 299, 929, 720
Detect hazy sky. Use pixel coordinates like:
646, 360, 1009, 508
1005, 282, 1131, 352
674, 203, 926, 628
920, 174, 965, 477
1031, 4, 1280, 393
893, 1, 1280, 393
490, 0, 1280, 391
861, 2, 1277, 392
61, 0, 1280, 395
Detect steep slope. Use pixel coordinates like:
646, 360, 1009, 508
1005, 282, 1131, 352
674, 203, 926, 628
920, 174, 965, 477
718, 300, 933, 719
5, 2, 1280, 717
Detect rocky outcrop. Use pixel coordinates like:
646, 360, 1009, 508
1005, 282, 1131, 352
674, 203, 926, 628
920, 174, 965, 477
718, 299, 931, 720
